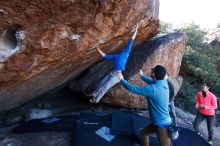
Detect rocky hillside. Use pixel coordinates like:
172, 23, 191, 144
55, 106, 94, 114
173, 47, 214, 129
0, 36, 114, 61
208, 23, 220, 47
0, 0, 187, 112
0, 1, 186, 112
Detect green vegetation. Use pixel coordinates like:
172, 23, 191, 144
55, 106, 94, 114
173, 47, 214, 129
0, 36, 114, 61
160, 22, 220, 113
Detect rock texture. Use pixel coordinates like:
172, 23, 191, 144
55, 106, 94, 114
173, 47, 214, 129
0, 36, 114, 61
209, 23, 220, 47
0, 0, 159, 112
72, 32, 187, 108
208, 23, 220, 73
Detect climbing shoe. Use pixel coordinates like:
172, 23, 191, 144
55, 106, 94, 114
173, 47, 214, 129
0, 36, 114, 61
169, 125, 179, 140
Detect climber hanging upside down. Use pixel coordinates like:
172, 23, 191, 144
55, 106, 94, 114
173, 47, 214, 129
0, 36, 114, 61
89, 23, 139, 103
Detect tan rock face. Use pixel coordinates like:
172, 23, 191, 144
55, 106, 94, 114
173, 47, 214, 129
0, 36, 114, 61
73, 32, 187, 108
209, 23, 220, 47
0, 0, 159, 112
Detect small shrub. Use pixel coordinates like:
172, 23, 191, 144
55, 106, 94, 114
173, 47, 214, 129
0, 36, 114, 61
176, 80, 198, 114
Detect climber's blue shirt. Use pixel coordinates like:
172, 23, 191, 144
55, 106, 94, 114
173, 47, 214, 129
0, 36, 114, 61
120, 75, 172, 126
103, 39, 134, 71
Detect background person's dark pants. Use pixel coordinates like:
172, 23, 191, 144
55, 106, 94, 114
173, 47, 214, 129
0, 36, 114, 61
141, 124, 171, 146
193, 112, 214, 141
169, 101, 177, 127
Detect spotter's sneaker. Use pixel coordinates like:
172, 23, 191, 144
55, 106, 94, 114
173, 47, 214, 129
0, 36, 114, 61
196, 132, 203, 137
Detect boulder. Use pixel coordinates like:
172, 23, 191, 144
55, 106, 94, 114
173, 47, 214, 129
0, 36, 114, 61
72, 32, 187, 108
0, 0, 159, 112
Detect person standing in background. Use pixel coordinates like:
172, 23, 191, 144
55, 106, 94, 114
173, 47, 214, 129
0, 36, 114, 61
194, 83, 217, 145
